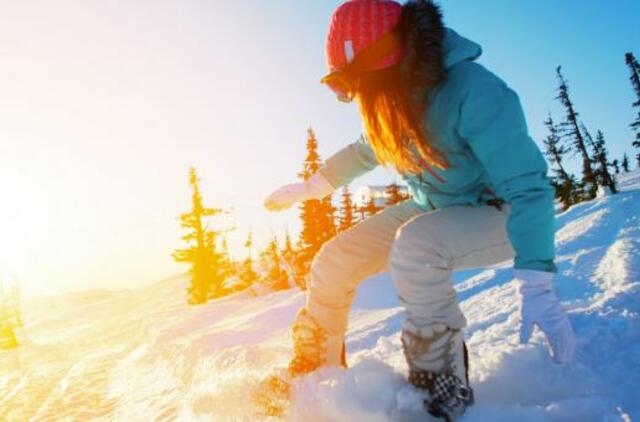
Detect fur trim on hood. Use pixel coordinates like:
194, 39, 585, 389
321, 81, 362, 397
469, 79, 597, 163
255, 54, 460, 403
400, 0, 446, 95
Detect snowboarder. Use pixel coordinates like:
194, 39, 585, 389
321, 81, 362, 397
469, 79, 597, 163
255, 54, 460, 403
264, 0, 576, 419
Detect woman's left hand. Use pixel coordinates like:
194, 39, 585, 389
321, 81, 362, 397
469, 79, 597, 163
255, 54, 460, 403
264, 171, 335, 212
516, 270, 576, 364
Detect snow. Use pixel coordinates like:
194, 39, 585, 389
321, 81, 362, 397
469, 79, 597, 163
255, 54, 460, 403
2, 171, 640, 421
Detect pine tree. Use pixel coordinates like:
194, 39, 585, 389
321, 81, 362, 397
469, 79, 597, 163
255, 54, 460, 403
385, 183, 407, 206
338, 186, 356, 232
622, 153, 631, 172
262, 238, 289, 291
173, 167, 226, 304
543, 113, 578, 208
281, 230, 297, 285
295, 128, 336, 285
555, 66, 598, 198
282, 231, 296, 266
220, 236, 235, 280
238, 229, 258, 291
611, 159, 620, 175
582, 125, 617, 194
363, 196, 382, 218
593, 130, 618, 194
625, 52, 640, 165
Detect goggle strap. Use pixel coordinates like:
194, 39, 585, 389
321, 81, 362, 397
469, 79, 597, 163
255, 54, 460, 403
347, 29, 403, 75
321, 29, 403, 83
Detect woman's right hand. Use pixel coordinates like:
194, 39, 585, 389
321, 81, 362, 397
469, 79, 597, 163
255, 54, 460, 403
264, 172, 335, 212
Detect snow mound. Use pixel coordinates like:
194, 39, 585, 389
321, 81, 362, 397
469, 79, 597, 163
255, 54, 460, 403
1, 171, 639, 421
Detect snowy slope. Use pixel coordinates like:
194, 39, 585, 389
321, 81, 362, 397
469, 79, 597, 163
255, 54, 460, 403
2, 171, 639, 421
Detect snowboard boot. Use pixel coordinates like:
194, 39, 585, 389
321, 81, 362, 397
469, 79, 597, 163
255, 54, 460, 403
401, 323, 474, 421
288, 307, 347, 375
253, 307, 347, 417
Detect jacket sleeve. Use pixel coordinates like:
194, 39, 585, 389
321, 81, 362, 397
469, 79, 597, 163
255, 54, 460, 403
457, 63, 557, 272
319, 134, 379, 188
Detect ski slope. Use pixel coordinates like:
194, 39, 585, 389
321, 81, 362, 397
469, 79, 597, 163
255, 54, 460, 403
2, 171, 639, 421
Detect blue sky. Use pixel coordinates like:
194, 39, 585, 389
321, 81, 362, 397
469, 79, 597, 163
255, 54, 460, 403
1, 0, 638, 295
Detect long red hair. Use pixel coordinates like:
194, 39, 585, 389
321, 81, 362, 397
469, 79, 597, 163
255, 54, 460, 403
355, 65, 447, 175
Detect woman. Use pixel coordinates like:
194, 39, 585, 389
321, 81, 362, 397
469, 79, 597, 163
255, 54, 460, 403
264, 0, 575, 418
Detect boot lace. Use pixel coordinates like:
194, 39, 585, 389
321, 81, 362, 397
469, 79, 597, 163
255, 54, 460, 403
288, 311, 328, 375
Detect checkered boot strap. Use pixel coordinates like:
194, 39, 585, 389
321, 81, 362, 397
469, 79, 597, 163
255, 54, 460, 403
402, 328, 474, 420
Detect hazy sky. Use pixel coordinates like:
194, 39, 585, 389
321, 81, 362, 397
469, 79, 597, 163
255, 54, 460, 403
1, 0, 639, 296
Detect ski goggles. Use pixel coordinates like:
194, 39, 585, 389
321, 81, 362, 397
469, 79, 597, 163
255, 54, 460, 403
321, 72, 357, 103
321, 30, 404, 103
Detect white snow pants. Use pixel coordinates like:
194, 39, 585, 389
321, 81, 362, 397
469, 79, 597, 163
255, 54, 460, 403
306, 200, 515, 335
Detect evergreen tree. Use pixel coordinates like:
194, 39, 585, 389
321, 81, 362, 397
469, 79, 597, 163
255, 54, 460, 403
385, 183, 407, 206
363, 196, 382, 218
338, 186, 356, 232
582, 125, 617, 194
282, 231, 296, 266
281, 230, 297, 286
295, 128, 336, 285
542, 113, 578, 208
238, 229, 258, 291
622, 153, 631, 173
173, 167, 225, 304
625, 52, 640, 165
593, 130, 618, 194
262, 238, 289, 291
611, 159, 620, 175
555, 66, 598, 198
220, 236, 235, 280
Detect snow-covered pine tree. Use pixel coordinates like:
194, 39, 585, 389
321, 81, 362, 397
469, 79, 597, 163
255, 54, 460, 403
594, 130, 618, 194
556, 66, 598, 198
338, 186, 356, 232
625, 52, 640, 166
295, 128, 336, 286
385, 183, 407, 206
582, 125, 617, 194
173, 167, 226, 304
622, 153, 631, 173
542, 113, 579, 208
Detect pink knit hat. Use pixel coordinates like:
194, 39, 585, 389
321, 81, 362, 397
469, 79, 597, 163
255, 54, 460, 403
325, 0, 404, 72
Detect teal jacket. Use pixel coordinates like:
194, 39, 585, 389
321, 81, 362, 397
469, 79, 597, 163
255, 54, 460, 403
319, 29, 556, 272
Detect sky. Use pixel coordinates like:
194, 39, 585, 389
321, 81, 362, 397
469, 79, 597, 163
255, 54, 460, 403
1, 0, 639, 297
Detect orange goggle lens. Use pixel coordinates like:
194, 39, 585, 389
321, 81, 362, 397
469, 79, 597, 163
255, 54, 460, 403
321, 73, 355, 103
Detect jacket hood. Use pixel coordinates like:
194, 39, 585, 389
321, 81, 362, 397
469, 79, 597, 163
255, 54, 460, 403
400, 1, 481, 96
442, 28, 482, 69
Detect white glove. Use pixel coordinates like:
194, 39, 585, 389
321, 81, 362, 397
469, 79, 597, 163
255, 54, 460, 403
517, 270, 576, 364
264, 172, 335, 211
